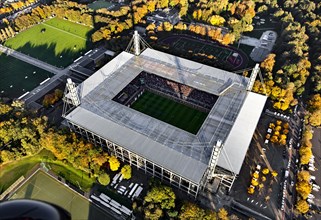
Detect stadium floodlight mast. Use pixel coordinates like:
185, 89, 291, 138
126, 30, 151, 56
66, 78, 80, 106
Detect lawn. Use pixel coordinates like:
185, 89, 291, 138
0, 149, 51, 194
0, 150, 95, 194
9, 171, 114, 220
0, 52, 53, 99
4, 17, 92, 67
130, 91, 208, 134
88, 0, 114, 10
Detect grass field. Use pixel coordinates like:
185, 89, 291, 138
10, 171, 114, 220
0, 53, 53, 99
0, 150, 95, 194
5, 17, 92, 67
88, 0, 114, 10
131, 91, 208, 134
160, 34, 248, 70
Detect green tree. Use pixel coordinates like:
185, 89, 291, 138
144, 185, 176, 210
98, 173, 110, 186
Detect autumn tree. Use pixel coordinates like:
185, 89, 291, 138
297, 170, 310, 182
121, 164, 132, 179
261, 54, 276, 73
218, 208, 229, 220
296, 181, 312, 199
98, 173, 110, 186
296, 199, 309, 214
109, 155, 120, 171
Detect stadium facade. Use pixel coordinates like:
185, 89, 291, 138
63, 37, 267, 197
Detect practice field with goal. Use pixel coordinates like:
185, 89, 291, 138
0, 53, 53, 99
88, 0, 114, 10
9, 171, 114, 220
5, 17, 92, 67
160, 34, 248, 70
130, 91, 208, 134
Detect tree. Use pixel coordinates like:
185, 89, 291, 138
121, 164, 132, 179
296, 181, 312, 199
297, 170, 310, 182
179, 202, 206, 219
109, 155, 120, 171
144, 185, 176, 210
98, 173, 110, 186
217, 208, 229, 220
296, 199, 309, 214
262, 168, 269, 175
208, 15, 225, 26
260, 54, 276, 72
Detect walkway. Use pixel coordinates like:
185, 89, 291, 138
239, 36, 260, 47
0, 44, 62, 74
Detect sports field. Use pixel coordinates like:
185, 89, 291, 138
0, 53, 53, 99
88, 0, 114, 10
10, 171, 114, 220
5, 17, 92, 67
160, 34, 248, 70
131, 91, 208, 134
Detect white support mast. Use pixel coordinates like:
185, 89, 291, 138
66, 78, 80, 106
126, 30, 151, 56
246, 63, 260, 92
207, 140, 223, 180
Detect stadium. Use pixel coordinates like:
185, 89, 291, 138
62, 32, 267, 197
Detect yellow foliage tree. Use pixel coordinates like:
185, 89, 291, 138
121, 164, 132, 179
271, 171, 278, 177
247, 187, 254, 194
218, 208, 229, 220
296, 181, 312, 199
296, 200, 309, 214
208, 15, 225, 26
260, 53, 276, 72
297, 171, 310, 182
262, 168, 269, 175
109, 155, 120, 171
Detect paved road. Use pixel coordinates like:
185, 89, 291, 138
0, 44, 62, 74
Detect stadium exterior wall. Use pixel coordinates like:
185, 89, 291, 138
66, 120, 205, 197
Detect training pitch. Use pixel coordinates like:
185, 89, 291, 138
9, 171, 114, 220
130, 91, 208, 134
5, 17, 92, 67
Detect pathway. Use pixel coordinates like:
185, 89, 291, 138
0, 44, 62, 74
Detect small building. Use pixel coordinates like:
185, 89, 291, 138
146, 8, 180, 25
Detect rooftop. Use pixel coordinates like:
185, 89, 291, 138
65, 48, 266, 183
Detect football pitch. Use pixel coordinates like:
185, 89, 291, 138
131, 91, 208, 134
9, 171, 114, 220
5, 17, 92, 67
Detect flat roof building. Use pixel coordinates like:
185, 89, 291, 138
63, 45, 266, 197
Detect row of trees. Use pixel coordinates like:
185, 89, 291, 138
191, 0, 256, 39
296, 127, 315, 214
0, 26, 15, 43
0, 0, 36, 15
140, 183, 231, 220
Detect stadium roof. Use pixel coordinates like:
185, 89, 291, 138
65, 48, 266, 183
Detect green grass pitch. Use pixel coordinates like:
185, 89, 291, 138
131, 91, 208, 134
10, 171, 113, 220
5, 17, 92, 67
